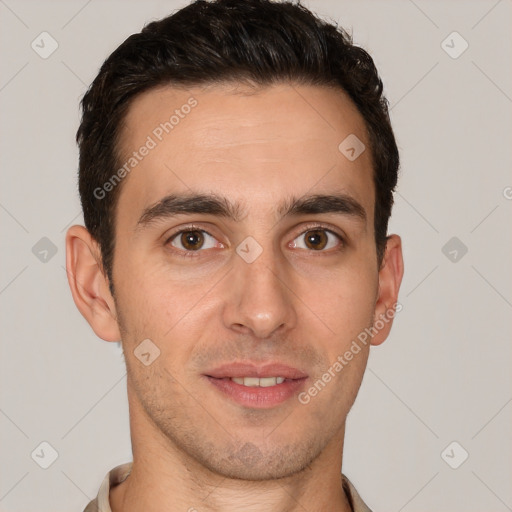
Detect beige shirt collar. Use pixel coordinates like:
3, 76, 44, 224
84, 463, 373, 512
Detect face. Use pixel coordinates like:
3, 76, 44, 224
108, 83, 385, 480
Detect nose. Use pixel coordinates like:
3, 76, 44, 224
221, 248, 298, 339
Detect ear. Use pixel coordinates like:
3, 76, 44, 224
65, 225, 121, 342
370, 234, 404, 346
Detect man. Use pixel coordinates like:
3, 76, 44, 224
66, 0, 404, 510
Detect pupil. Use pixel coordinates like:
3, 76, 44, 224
182, 231, 203, 250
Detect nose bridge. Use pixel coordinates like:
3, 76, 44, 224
223, 238, 297, 338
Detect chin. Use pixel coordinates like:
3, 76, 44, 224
191, 439, 319, 481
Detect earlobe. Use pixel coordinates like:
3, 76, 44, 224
65, 225, 121, 342
370, 234, 404, 346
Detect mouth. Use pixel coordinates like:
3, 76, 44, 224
204, 362, 308, 408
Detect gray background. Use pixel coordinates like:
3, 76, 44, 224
1, 0, 511, 511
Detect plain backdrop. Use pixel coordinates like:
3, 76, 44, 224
0, 1, 511, 511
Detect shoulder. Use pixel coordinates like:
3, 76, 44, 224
82, 463, 133, 512
342, 473, 374, 512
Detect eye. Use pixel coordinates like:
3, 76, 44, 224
290, 228, 342, 251
168, 229, 221, 252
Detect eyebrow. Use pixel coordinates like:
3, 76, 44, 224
135, 192, 367, 231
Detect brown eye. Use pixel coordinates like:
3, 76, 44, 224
169, 229, 219, 252
304, 230, 328, 250
180, 231, 204, 250
290, 228, 342, 251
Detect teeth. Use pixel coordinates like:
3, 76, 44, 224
243, 377, 260, 387
231, 377, 286, 387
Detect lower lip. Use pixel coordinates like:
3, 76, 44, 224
205, 376, 307, 409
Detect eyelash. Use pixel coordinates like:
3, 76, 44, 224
165, 223, 345, 258
290, 223, 345, 252
165, 224, 220, 259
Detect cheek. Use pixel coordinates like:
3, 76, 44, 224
113, 257, 171, 346
296, 262, 378, 343
114, 258, 217, 365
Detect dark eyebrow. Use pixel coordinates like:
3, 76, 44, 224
136, 194, 245, 230
136, 192, 367, 231
278, 193, 367, 223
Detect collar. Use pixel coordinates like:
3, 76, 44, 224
84, 463, 373, 512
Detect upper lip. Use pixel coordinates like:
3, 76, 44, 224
205, 362, 308, 380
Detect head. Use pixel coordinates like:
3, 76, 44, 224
67, 0, 403, 481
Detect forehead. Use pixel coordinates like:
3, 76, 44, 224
115, 82, 374, 225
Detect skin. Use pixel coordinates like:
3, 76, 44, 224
66, 83, 403, 512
